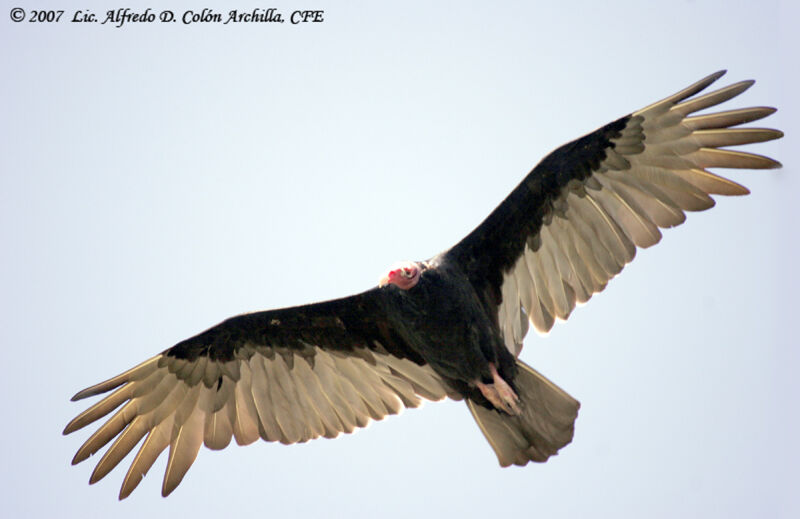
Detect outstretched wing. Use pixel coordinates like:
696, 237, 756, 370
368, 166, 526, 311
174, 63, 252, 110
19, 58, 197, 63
64, 288, 454, 499
447, 71, 782, 356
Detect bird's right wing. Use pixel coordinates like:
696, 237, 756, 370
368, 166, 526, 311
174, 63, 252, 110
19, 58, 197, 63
447, 71, 782, 356
64, 288, 454, 499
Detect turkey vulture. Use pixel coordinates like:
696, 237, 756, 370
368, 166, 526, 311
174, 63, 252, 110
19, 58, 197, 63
65, 71, 782, 499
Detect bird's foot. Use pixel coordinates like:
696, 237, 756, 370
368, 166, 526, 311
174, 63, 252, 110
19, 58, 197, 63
476, 364, 521, 415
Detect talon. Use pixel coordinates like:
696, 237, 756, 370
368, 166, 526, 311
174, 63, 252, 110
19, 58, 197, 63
476, 363, 521, 415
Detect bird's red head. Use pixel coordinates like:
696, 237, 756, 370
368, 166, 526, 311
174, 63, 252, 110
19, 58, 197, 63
379, 261, 421, 290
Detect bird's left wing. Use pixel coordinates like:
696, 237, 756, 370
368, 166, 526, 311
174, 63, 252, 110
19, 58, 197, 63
447, 71, 782, 356
64, 288, 453, 498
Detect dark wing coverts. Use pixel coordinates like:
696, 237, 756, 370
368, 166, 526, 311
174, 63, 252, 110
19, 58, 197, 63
448, 71, 782, 356
64, 289, 452, 498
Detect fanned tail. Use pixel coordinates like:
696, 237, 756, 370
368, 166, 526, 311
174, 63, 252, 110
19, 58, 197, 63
468, 360, 579, 466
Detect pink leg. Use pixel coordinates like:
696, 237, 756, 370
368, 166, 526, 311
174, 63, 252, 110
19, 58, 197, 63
476, 363, 521, 415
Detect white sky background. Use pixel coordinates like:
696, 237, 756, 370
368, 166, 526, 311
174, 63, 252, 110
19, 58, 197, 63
1, 0, 797, 517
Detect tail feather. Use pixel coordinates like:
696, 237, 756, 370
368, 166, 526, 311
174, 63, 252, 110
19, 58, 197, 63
468, 360, 579, 466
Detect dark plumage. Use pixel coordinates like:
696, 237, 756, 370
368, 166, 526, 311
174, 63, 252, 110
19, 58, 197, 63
65, 71, 782, 498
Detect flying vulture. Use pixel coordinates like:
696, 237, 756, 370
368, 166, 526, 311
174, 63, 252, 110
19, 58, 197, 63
65, 71, 783, 499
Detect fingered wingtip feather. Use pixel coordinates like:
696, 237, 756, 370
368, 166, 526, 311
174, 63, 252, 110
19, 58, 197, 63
71, 377, 127, 401
70, 356, 161, 400
754, 153, 782, 169
119, 476, 141, 500
735, 79, 756, 96
71, 389, 96, 401
736, 79, 756, 95
162, 478, 181, 497
634, 70, 730, 117
703, 70, 727, 86
71, 451, 88, 466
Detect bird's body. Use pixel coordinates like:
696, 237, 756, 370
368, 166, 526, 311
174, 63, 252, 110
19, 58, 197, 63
384, 259, 514, 391
65, 71, 783, 499
382, 258, 525, 414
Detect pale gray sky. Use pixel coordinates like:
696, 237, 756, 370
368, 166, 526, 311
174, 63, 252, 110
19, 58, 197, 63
2, 1, 797, 517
